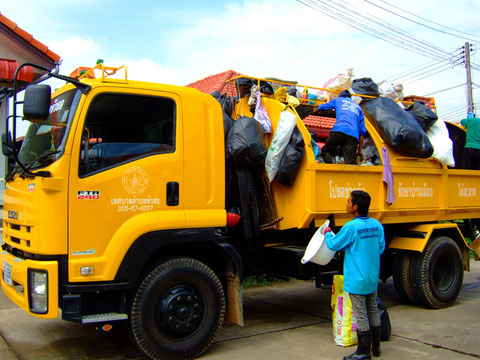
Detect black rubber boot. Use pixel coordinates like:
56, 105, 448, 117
343, 330, 372, 360
371, 326, 381, 357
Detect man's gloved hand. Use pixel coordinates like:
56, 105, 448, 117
319, 219, 330, 235
322, 227, 332, 235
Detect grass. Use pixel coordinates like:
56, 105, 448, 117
243, 275, 287, 288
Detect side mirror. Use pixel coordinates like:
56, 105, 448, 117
23, 84, 51, 122
2, 132, 13, 157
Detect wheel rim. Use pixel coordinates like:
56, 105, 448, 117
432, 254, 456, 294
156, 284, 206, 341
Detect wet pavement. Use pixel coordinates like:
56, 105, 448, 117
0, 260, 479, 359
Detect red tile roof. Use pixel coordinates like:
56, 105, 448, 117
186, 70, 243, 97
303, 115, 335, 129
0, 12, 61, 63
303, 115, 335, 140
187, 70, 336, 132
0, 58, 33, 82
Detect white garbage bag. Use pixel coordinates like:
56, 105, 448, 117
265, 110, 297, 182
426, 118, 455, 167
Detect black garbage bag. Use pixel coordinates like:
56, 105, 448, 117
210, 91, 234, 116
405, 101, 438, 131
260, 82, 274, 95
210, 91, 236, 139
362, 97, 434, 158
226, 116, 267, 168
222, 112, 235, 139
351, 78, 380, 97
276, 126, 305, 186
377, 297, 391, 341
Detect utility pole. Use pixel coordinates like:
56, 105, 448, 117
465, 42, 474, 114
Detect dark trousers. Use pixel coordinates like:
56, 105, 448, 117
350, 292, 381, 332
462, 147, 480, 169
321, 131, 358, 164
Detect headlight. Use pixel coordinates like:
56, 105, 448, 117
28, 270, 48, 314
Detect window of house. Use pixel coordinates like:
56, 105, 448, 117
79, 93, 175, 176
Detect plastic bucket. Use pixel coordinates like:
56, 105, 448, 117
301, 227, 335, 265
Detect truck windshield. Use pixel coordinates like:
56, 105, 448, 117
18, 89, 79, 170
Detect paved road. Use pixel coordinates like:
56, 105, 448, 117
0, 261, 479, 359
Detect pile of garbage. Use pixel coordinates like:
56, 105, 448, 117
210, 69, 456, 188
348, 76, 454, 167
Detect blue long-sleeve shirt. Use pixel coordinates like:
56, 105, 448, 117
325, 216, 385, 295
318, 97, 367, 140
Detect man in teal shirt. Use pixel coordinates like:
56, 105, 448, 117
460, 113, 480, 169
323, 190, 385, 359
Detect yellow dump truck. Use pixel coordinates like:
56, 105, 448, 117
1, 63, 479, 360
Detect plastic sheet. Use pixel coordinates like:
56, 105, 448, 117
254, 91, 272, 133
226, 116, 267, 168
362, 97, 433, 158
276, 126, 305, 186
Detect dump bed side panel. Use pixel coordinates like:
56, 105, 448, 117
257, 98, 480, 229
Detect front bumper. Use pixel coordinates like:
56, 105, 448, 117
0, 250, 58, 318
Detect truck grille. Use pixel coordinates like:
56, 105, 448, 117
3, 220, 32, 248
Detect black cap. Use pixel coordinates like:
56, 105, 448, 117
339, 90, 351, 98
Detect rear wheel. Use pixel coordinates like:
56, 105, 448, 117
130, 257, 225, 360
411, 236, 464, 309
392, 252, 419, 304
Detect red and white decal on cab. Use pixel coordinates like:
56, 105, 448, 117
77, 191, 100, 200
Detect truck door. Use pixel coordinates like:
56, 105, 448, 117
67, 88, 184, 282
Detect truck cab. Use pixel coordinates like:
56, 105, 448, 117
1, 63, 479, 360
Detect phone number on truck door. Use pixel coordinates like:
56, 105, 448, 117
117, 205, 155, 212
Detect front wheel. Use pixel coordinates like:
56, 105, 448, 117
411, 236, 464, 309
130, 257, 225, 360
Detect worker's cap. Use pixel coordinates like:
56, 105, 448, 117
339, 90, 351, 98
467, 112, 476, 119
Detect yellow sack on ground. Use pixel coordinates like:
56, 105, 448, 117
331, 274, 358, 347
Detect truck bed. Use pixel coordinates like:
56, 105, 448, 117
235, 96, 480, 230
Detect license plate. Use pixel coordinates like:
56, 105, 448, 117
3, 261, 12, 287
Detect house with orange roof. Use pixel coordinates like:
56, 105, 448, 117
0, 11, 61, 199
186, 70, 335, 145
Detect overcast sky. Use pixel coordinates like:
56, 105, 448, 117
2, 0, 479, 122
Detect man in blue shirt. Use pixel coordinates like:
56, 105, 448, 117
324, 190, 385, 359
317, 90, 367, 164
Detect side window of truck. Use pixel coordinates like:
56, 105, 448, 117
79, 93, 175, 176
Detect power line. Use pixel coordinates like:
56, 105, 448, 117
376, 0, 480, 41
323, 0, 456, 61
402, 64, 461, 85
329, 0, 452, 59
392, 60, 461, 84
296, 0, 460, 64
422, 83, 466, 97
387, 58, 443, 82
364, 0, 480, 42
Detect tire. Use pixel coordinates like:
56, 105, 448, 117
411, 236, 464, 309
130, 257, 225, 360
392, 253, 419, 304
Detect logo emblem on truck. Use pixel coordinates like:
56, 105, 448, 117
122, 167, 149, 195
7, 210, 18, 220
